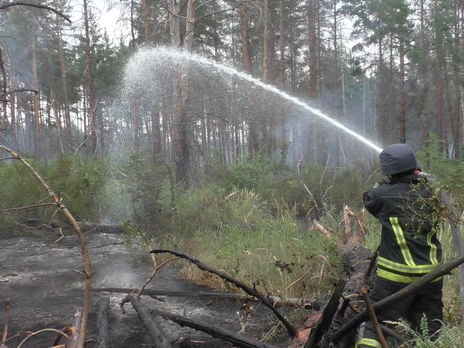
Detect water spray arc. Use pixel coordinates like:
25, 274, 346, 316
148, 47, 383, 154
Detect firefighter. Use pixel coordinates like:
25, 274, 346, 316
356, 143, 444, 348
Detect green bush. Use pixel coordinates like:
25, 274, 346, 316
0, 155, 107, 230
44, 155, 107, 220
0, 159, 45, 229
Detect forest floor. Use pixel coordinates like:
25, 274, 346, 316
0, 225, 298, 348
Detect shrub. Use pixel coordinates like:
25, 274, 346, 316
0, 155, 107, 230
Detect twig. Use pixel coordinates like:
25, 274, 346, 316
136, 258, 177, 297
16, 328, 70, 348
150, 249, 297, 337
0, 202, 57, 213
361, 286, 388, 348
1, 300, 10, 346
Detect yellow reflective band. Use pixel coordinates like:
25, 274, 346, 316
377, 268, 442, 283
390, 217, 415, 266
377, 256, 438, 274
427, 230, 439, 265
355, 338, 382, 347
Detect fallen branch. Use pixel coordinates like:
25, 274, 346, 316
332, 252, 464, 343
127, 295, 173, 348
361, 286, 388, 348
150, 249, 297, 337
94, 287, 313, 308
151, 307, 280, 348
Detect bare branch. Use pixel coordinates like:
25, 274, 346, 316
163, 4, 188, 21
16, 328, 70, 348
0, 2, 72, 23
195, 1, 245, 23
150, 248, 297, 337
0, 202, 57, 213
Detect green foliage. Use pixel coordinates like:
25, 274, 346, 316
216, 156, 275, 192
44, 155, 107, 220
181, 191, 342, 298
0, 155, 107, 230
397, 320, 464, 347
209, 157, 371, 221
417, 134, 464, 205
0, 159, 45, 228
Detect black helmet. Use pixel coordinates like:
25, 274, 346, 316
379, 143, 418, 176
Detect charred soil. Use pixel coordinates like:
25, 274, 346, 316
0, 226, 297, 348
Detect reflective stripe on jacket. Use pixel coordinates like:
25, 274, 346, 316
363, 174, 442, 283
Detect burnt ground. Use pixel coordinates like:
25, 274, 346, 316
0, 226, 298, 348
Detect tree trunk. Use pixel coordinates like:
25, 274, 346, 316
418, 0, 430, 147
239, 3, 258, 159
31, 33, 42, 158
308, 0, 318, 99
399, 42, 406, 143
56, 22, 71, 147
83, 0, 97, 154
141, 0, 152, 44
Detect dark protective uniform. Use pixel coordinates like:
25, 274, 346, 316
356, 145, 443, 348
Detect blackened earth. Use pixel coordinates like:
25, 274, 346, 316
0, 226, 294, 348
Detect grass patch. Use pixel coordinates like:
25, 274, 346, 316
172, 190, 342, 300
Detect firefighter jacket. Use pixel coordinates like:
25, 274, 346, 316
363, 174, 443, 283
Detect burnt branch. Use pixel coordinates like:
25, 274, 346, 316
151, 306, 280, 348
150, 249, 297, 337
332, 252, 464, 343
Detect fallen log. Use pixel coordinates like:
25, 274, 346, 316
150, 249, 297, 337
150, 307, 280, 348
127, 295, 173, 348
96, 298, 109, 348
